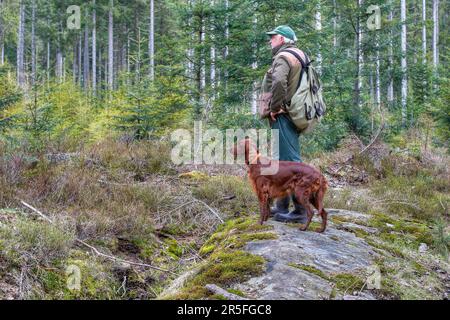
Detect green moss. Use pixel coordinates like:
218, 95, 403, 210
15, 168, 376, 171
30, 251, 120, 300
178, 171, 209, 181
411, 261, 427, 275
365, 211, 434, 253
132, 238, 158, 260
210, 294, 227, 300
165, 239, 184, 259
38, 268, 66, 293
227, 288, 246, 297
199, 216, 276, 256
169, 215, 276, 299
216, 216, 272, 233
365, 239, 406, 258
332, 273, 365, 292
285, 221, 323, 231
199, 244, 216, 256
330, 215, 352, 224
288, 263, 329, 280
172, 250, 265, 299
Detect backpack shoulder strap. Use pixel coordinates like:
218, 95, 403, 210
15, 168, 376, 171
281, 49, 310, 91
282, 49, 309, 69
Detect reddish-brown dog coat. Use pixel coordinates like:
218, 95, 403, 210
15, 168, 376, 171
233, 139, 329, 232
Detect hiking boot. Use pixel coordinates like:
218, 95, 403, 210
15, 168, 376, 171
270, 196, 290, 216
274, 195, 307, 223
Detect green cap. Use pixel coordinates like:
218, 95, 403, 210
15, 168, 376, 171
266, 25, 297, 42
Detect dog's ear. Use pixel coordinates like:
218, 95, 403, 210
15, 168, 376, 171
244, 139, 250, 161
244, 138, 260, 164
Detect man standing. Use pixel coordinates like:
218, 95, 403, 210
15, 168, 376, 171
263, 25, 308, 223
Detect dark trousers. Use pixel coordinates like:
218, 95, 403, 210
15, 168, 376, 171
271, 114, 302, 162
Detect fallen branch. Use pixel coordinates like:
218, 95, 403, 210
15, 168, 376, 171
372, 199, 421, 210
205, 284, 249, 300
357, 122, 385, 157
193, 198, 224, 223
19, 200, 175, 275
97, 179, 152, 186
161, 200, 197, 218
20, 201, 53, 224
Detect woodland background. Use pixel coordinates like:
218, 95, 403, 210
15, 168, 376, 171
0, 0, 449, 300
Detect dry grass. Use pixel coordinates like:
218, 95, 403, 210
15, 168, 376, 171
0, 137, 256, 299
1, 133, 448, 299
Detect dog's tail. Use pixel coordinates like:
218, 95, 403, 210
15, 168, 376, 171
322, 176, 328, 194
316, 175, 329, 232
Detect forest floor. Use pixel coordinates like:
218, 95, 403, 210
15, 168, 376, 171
0, 134, 449, 300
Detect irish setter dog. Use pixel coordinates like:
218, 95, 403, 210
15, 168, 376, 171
233, 139, 328, 233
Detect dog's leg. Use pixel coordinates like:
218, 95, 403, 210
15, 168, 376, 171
299, 203, 314, 231
264, 199, 271, 222
295, 190, 314, 231
259, 202, 265, 225
318, 209, 328, 233
312, 184, 328, 233
258, 193, 269, 225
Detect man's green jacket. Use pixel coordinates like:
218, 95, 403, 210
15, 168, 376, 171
263, 43, 303, 113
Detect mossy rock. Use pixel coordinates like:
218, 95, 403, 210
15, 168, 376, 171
171, 250, 265, 299
168, 216, 275, 299
288, 263, 329, 281
199, 216, 276, 256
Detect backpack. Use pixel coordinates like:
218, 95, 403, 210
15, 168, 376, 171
282, 49, 326, 133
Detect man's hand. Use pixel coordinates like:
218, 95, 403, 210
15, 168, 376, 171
270, 109, 286, 122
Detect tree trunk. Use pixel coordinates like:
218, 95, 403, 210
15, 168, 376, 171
186, 0, 193, 84
315, 2, 322, 74
56, 48, 63, 82
63, 56, 66, 82
375, 35, 380, 113
73, 42, 77, 83
401, 0, 407, 127
31, 0, 36, 86
17, 0, 26, 87
78, 35, 82, 84
422, 0, 427, 64
47, 40, 50, 82
210, 0, 216, 102
149, 0, 155, 81
387, 7, 394, 104
354, 0, 363, 108
136, 27, 141, 81
432, 0, 439, 68
56, 20, 64, 82
199, 13, 205, 107
108, 0, 114, 90
92, 0, 97, 95
127, 30, 130, 74
251, 9, 258, 115
224, 0, 229, 95
84, 10, 90, 91
333, 0, 337, 49
0, 0, 3, 66
46, 12, 50, 82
